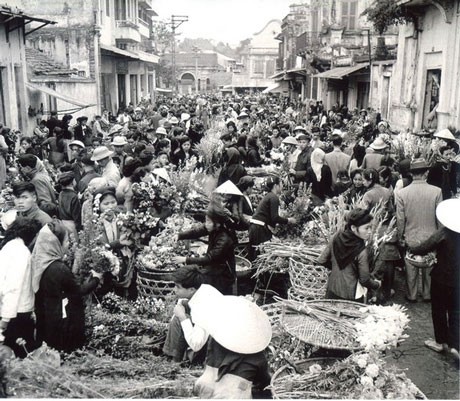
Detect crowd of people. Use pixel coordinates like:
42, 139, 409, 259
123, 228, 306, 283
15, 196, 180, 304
0, 92, 458, 397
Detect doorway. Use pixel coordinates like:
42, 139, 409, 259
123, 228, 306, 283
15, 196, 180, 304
423, 69, 441, 130
117, 74, 126, 111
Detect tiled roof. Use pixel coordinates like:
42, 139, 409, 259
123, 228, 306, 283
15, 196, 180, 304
25, 47, 76, 77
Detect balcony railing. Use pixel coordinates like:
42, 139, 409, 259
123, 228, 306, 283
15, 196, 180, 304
115, 19, 141, 43
116, 19, 139, 29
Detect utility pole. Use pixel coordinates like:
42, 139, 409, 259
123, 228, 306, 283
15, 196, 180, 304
167, 15, 188, 93
192, 46, 200, 93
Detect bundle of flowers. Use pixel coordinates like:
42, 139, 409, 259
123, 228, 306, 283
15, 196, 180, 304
86, 293, 174, 360
193, 127, 223, 172
309, 197, 349, 242
356, 304, 410, 352
0, 185, 14, 212
75, 245, 120, 277
252, 240, 324, 278
271, 351, 423, 399
115, 210, 161, 247
270, 148, 285, 166
131, 180, 184, 214
8, 349, 201, 398
137, 214, 196, 272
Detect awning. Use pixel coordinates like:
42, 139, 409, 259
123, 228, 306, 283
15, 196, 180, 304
269, 71, 285, 80
100, 44, 139, 60
26, 82, 95, 108
137, 50, 159, 64
262, 83, 282, 94
287, 65, 317, 75
155, 87, 173, 93
314, 63, 369, 79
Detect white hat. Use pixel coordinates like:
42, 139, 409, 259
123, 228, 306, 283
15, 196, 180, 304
1, 210, 17, 230
169, 116, 179, 124
156, 127, 167, 136
237, 112, 249, 120
293, 126, 307, 132
434, 128, 455, 141
152, 167, 171, 183
90, 146, 114, 161
214, 180, 243, 196
369, 137, 388, 150
188, 285, 272, 354
282, 136, 299, 146
181, 113, 191, 122
436, 199, 460, 233
69, 140, 85, 149
111, 136, 128, 146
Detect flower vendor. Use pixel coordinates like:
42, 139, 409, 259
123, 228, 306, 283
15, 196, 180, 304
318, 208, 381, 301
173, 203, 237, 295
173, 284, 272, 399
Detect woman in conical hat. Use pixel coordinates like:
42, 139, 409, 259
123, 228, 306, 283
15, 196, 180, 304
173, 284, 272, 399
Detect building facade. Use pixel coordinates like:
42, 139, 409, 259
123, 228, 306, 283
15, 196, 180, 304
0, 7, 54, 133
229, 19, 281, 93
388, 0, 460, 132
7, 0, 159, 123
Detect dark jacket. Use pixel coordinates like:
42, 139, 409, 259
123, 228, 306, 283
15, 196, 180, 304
410, 227, 459, 288
294, 147, 313, 180
427, 161, 457, 200
179, 226, 236, 294
251, 192, 288, 228
305, 165, 333, 202
246, 146, 263, 167
35, 260, 99, 352
218, 148, 246, 186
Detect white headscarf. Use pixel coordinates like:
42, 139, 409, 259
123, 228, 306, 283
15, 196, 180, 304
311, 148, 325, 182
31, 224, 64, 293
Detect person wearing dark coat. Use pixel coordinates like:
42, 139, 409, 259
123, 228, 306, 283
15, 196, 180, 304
73, 117, 92, 147
217, 148, 247, 186
31, 221, 102, 353
248, 176, 296, 261
409, 199, 460, 358
318, 208, 381, 301
427, 146, 457, 200
173, 203, 237, 295
171, 136, 197, 168
305, 148, 333, 203
246, 136, 263, 167
290, 134, 313, 182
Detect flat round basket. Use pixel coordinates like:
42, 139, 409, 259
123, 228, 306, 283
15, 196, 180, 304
235, 255, 254, 279
281, 299, 365, 351
288, 258, 328, 300
137, 269, 175, 298
270, 357, 340, 399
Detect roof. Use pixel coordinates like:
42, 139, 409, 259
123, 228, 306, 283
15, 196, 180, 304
0, 5, 55, 25
25, 47, 76, 77
314, 63, 369, 79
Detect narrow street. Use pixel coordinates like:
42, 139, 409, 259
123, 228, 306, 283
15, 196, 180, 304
385, 271, 459, 399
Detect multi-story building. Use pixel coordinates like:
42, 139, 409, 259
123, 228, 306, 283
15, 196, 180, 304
388, 0, 460, 131
229, 19, 281, 94
0, 5, 54, 133
274, 0, 399, 110
7, 0, 159, 126
161, 50, 234, 94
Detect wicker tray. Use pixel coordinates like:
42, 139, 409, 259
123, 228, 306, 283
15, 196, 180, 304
235, 255, 254, 279
280, 299, 365, 351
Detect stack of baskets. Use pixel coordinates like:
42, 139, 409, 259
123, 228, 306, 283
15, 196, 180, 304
288, 258, 328, 302
137, 265, 176, 299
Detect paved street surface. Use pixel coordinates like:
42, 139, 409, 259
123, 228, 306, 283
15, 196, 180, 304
383, 270, 459, 399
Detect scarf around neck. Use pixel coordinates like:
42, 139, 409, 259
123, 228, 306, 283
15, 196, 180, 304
332, 229, 366, 270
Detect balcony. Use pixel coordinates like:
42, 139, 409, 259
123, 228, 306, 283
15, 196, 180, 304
139, 0, 153, 8
137, 17, 151, 39
115, 20, 141, 43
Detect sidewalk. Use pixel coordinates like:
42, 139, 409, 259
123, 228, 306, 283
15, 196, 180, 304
383, 270, 459, 399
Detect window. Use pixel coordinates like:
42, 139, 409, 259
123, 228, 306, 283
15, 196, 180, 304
266, 60, 275, 77
341, 0, 357, 30
115, 0, 126, 20
106, 0, 110, 16
253, 59, 264, 75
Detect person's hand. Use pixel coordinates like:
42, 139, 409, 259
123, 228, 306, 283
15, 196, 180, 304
287, 217, 298, 224
375, 279, 382, 289
289, 168, 296, 175
0, 320, 8, 332
172, 256, 186, 264
90, 270, 104, 281
173, 301, 188, 321
119, 233, 133, 247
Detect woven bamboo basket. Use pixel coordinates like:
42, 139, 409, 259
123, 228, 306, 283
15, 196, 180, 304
270, 357, 340, 399
260, 301, 283, 330
137, 269, 176, 298
288, 258, 328, 300
281, 299, 365, 351
235, 255, 254, 279
235, 241, 249, 259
